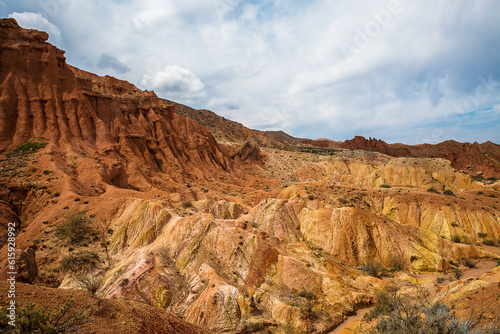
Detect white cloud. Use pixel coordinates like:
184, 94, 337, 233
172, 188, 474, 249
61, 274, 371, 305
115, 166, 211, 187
8, 12, 62, 46
141, 65, 206, 104
2, 0, 500, 144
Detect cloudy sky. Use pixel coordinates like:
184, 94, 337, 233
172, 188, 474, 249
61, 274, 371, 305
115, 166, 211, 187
2, 0, 499, 144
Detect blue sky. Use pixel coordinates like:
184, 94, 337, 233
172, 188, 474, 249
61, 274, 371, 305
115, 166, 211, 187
1, 0, 499, 144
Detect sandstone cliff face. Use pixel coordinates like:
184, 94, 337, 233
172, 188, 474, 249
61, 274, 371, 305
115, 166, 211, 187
85, 199, 385, 333
308, 156, 481, 192
246, 198, 497, 273
369, 193, 500, 243
0, 18, 231, 190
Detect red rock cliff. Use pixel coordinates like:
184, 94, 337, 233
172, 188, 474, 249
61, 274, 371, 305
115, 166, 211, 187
0, 18, 231, 180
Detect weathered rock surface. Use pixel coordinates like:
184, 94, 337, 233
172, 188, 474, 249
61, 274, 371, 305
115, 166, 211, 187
15, 245, 38, 283
0, 18, 232, 191
308, 136, 500, 178
95, 199, 388, 333
247, 198, 497, 273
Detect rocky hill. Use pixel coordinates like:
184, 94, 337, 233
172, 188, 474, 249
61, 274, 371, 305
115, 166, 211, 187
284, 135, 500, 178
1, 19, 499, 334
170, 101, 291, 150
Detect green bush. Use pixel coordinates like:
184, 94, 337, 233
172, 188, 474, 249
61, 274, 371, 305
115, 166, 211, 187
61, 251, 100, 272
364, 286, 497, 334
482, 239, 496, 246
443, 189, 455, 196
298, 290, 315, 300
478, 232, 488, 239
55, 210, 93, 244
427, 186, 440, 194
380, 184, 392, 188
451, 235, 461, 243
181, 201, 193, 209
0, 299, 90, 334
436, 277, 445, 284
75, 274, 103, 296
6, 141, 47, 157
472, 175, 485, 182
452, 267, 464, 280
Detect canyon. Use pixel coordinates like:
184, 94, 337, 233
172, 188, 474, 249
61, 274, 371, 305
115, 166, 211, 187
0, 18, 499, 333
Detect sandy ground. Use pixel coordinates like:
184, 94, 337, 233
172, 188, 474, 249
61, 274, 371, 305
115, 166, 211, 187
328, 250, 500, 334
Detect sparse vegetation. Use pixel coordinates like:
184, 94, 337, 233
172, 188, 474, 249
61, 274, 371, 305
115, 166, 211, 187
478, 232, 488, 239
452, 267, 464, 280
472, 175, 485, 182
298, 290, 314, 300
462, 258, 478, 268
296, 146, 340, 156
75, 274, 103, 296
451, 235, 461, 243
461, 235, 472, 244
55, 210, 94, 244
364, 285, 497, 334
338, 198, 348, 205
427, 186, 440, 194
388, 252, 406, 272
482, 239, 496, 246
61, 251, 100, 272
6, 141, 47, 157
0, 299, 90, 334
436, 277, 445, 284
380, 184, 392, 188
181, 200, 193, 209
443, 189, 455, 196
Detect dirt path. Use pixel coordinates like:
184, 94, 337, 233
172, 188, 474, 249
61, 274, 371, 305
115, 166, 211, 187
329, 308, 371, 334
